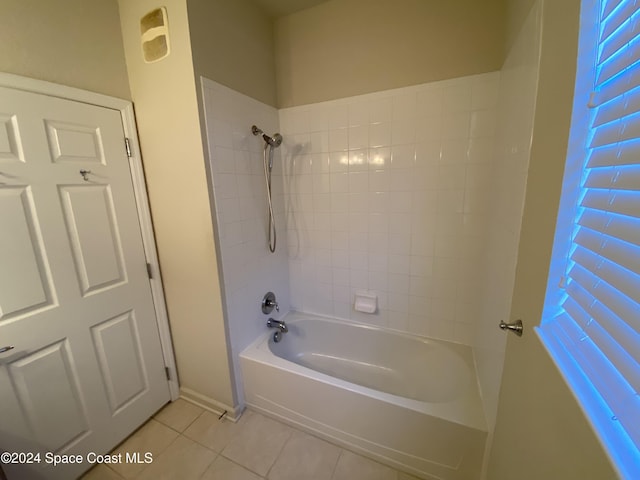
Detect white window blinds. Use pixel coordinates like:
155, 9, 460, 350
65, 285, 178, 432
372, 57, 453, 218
537, 0, 640, 477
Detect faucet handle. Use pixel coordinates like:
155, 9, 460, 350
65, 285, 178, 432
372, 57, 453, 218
262, 292, 279, 314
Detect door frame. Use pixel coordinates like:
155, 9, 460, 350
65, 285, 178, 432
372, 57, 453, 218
0, 72, 179, 401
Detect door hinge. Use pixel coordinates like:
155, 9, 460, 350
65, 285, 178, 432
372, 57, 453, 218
165, 367, 171, 381
124, 137, 132, 158
146, 262, 153, 279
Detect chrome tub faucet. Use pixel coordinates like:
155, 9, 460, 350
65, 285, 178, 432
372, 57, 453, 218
267, 318, 287, 342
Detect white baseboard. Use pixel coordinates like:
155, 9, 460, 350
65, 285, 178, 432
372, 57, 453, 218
179, 387, 243, 422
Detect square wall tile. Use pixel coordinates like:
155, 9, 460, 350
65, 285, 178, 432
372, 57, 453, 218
443, 83, 472, 112
349, 101, 370, 126
328, 103, 349, 129
392, 93, 418, 121
417, 88, 443, 116
369, 97, 393, 123
349, 125, 369, 149
329, 128, 349, 151
370, 122, 392, 147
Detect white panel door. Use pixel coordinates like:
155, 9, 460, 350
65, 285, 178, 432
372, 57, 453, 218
0, 87, 170, 479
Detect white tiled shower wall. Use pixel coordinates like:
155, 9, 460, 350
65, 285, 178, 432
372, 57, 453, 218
279, 73, 500, 344
202, 68, 536, 414
202, 78, 290, 403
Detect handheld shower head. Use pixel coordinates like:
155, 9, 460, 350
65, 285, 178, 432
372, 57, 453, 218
264, 133, 283, 147
252, 125, 280, 253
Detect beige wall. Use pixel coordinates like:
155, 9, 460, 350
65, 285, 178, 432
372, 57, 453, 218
0, 0, 130, 99
117, 0, 235, 410
487, 0, 617, 478
188, 0, 277, 107
274, 0, 506, 107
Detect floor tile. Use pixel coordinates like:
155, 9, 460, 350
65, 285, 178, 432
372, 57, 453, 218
153, 398, 204, 432
109, 419, 179, 479
201, 456, 263, 480
183, 410, 246, 453
221, 412, 293, 476
81, 406, 419, 480
331, 450, 398, 480
80, 464, 124, 480
268, 430, 341, 480
135, 435, 216, 480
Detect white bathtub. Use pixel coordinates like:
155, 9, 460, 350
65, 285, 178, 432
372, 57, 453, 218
240, 312, 487, 480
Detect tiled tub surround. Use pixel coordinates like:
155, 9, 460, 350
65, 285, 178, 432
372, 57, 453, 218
202, 78, 291, 405
201, 71, 531, 444
241, 312, 487, 480
279, 72, 500, 344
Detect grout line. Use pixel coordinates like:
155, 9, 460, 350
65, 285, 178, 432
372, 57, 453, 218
131, 433, 182, 479
216, 454, 267, 479
106, 464, 125, 479
330, 449, 345, 480
183, 410, 244, 455
179, 409, 206, 434
219, 450, 266, 478
106, 419, 179, 479
264, 428, 294, 480
154, 403, 205, 434
195, 450, 219, 480
178, 408, 207, 434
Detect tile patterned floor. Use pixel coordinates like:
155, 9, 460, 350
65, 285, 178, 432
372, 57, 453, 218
81, 399, 420, 480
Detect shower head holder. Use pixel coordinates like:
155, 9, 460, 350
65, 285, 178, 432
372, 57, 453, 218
252, 125, 282, 147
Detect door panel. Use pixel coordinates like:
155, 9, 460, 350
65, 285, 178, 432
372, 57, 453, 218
0, 186, 55, 321
0, 114, 24, 163
45, 121, 105, 165
91, 311, 148, 414
0, 86, 170, 479
8, 340, 90, 451
59, 184, 126, 295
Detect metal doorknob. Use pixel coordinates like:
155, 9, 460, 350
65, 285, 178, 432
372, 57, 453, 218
0, 346, 15, 354
499, 319, 523, 337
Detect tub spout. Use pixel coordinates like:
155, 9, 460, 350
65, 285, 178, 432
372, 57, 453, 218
267, 318, 288, 333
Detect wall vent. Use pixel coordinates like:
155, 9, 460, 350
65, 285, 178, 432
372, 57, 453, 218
140, 7, 170, 63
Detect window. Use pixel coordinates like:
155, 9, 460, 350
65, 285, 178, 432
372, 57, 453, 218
537, 0, 640, 478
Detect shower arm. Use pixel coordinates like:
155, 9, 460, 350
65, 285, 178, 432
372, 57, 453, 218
252, 124, 283, 148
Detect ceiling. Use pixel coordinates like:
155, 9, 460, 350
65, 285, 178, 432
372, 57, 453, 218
250, 0, 331, 18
